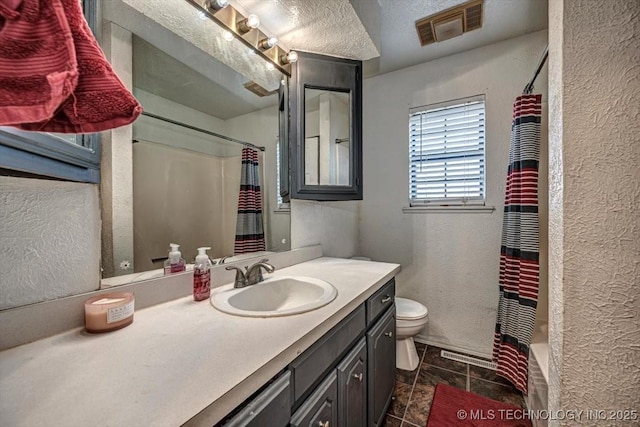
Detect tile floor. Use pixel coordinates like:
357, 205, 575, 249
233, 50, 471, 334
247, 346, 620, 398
384, 343, 526, 427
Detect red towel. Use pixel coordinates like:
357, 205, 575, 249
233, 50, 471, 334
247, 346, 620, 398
0, 0, 142, 133
0, 0, 78, 125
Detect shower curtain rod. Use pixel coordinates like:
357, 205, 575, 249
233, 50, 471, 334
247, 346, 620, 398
523, 45, 549, 95
140, 111, 265, 151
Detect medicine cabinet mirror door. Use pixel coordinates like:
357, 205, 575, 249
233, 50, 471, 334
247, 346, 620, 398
289, 52, 362, 201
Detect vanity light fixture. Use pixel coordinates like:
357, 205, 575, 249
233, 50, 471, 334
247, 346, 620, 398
280, 50, 298, 65
237, 14, 260, 34
206, 0, 229, 11
259, 36, 278, 50
186, 0, 295, 76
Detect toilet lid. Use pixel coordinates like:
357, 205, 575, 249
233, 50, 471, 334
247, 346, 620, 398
396, 297, 428, 320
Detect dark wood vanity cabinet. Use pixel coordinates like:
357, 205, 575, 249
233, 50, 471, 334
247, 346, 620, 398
220, 278, 396, 427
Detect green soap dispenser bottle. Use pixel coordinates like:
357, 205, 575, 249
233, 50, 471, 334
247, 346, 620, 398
193, 247, 212, 301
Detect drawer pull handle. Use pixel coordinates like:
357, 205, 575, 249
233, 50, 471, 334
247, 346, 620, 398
353, 372, 363, 382
318, 422, 330, 427
381, 295, 392, 304
384, 331, 393, 338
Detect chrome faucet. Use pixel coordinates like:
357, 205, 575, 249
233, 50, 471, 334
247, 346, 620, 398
226, 259, 275, 288
218, 255, 233, 264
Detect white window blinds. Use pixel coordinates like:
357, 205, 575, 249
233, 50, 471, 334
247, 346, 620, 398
409, 95, 486, 205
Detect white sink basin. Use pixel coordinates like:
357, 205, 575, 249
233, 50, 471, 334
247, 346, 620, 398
210, 276, 338, 317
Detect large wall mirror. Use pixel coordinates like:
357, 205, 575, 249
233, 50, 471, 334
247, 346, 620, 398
289, 51, 362, 201
101, 0, 290, 284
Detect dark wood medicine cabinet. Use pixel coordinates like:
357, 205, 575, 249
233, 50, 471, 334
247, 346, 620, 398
280, 51, 363, 202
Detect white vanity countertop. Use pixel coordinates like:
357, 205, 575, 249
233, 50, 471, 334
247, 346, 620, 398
0, 257, 400, 427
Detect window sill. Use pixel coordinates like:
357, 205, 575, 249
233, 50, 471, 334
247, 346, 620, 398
402, 205, 495, 214
273, 208, 291, 214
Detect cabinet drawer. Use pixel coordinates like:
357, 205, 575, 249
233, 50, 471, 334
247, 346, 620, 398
290, 305, 366, 403
290, 371, 338, 427
224, 371, 291, 427
366, 278, 395, 324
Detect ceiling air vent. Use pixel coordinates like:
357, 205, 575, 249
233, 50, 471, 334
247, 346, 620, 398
415, 0, 484, 46
243, 81, 278, 97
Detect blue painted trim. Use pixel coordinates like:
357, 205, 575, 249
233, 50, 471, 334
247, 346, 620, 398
0, 129, 100, 184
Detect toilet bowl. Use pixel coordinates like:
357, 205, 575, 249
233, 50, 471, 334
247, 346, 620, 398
395, 297, 428, 371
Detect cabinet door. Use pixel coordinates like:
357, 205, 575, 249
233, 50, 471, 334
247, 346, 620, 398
290, 371, 338, 427
367, 307, 396, 427
223, 371, 291, 427
337, 337, 367, 427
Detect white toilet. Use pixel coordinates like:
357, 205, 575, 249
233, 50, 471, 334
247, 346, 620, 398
395, 297, 428, 371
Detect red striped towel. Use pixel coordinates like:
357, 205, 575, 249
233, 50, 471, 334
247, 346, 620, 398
0, 0, 78, 125
0, 0, 142, 133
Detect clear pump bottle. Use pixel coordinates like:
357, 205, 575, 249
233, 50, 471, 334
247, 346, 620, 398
163, 243, 186, 275
193, 247, 212, 301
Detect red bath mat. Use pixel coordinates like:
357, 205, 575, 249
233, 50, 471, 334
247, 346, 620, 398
426, 384, 532, 427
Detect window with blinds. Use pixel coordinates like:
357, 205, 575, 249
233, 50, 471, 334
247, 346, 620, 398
409, 95, 485, 205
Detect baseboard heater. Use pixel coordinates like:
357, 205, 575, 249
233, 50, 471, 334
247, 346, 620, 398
441, 350, 498, 370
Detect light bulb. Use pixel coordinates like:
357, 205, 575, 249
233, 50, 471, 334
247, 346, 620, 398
237, 14, 260, 33
247, 14, 260, 28
280, 50, 298, 65
266, 62, 275, 71
206, 0, 228, 11
222, 30, 234, 41
259, 36, 278, 50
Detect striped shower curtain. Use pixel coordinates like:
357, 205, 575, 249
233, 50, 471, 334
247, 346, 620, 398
234, 147, 266, 254
493, 94, 542, 393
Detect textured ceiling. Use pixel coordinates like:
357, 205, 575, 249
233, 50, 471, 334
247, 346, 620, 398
106, 0, 548, 117
376, 0, 548, 74
235, 0, 380, 59
233, 0, 547, 75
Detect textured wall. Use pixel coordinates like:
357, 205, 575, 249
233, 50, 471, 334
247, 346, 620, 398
0, 178, 101, 310
361, 31, 549, 357
291, 200, 359, 258
548, 0, 640, 423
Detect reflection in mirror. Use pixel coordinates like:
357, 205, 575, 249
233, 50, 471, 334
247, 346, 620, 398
304, 89, 350, 186
101, 33, 290, 282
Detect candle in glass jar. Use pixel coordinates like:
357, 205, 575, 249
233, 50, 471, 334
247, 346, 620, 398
84, 292, 135, 333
